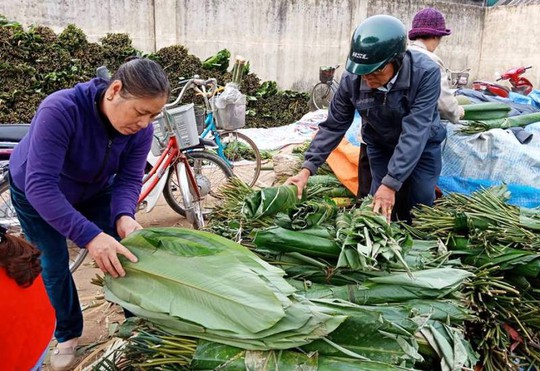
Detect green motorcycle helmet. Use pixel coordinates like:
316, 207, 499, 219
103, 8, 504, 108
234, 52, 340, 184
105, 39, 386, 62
345, 15, 407, 75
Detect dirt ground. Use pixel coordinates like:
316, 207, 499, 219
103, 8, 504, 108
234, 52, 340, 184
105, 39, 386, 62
42, 166, 279, 370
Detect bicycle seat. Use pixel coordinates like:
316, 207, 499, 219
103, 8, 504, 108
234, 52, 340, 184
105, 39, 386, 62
0, 124, 30, 143
198, 138, 218, 149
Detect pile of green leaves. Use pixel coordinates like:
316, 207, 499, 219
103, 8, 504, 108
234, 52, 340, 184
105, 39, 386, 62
0, 15, 310, 127
105, 227, 347, 350
408, 185, 540, 370
336, 201, 412, 273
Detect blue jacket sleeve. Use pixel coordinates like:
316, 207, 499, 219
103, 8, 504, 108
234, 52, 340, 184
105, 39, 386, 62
110, 125, 153, 223
25, 107, 102, 247
302, 75, 356, 175
382, 67, 441, 191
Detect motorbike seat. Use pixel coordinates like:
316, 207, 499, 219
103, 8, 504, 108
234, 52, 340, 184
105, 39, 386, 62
472, 80, 510, 93
0, 124, 30, 143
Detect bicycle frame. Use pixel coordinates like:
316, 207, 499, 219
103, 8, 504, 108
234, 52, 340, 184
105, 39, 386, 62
138, 80, 208, 220
199, 110, 232, 167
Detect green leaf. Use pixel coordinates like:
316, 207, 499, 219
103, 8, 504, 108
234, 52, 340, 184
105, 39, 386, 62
105, 228, 347, 350
108, 228, 293, 333
253, 226, 341, 258
242, 185, 300, 220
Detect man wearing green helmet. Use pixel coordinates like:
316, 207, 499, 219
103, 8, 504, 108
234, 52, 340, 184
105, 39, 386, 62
287, 15, 446, 223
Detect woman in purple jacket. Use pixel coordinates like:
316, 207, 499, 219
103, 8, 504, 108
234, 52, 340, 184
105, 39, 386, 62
9, 58, 170, 370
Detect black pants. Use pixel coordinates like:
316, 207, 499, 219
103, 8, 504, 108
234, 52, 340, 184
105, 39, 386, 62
357, 143, 372, 199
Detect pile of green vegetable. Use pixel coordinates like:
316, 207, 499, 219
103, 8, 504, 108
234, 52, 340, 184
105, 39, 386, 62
0, 14, 309, 127
458, 102, 540, 134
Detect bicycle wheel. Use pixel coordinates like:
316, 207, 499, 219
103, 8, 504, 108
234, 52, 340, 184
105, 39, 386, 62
219, 130, 261, 186
172, 161, 205, 229
163, 151, 233, 220
69, 245, 88, 273
311, 82, 334, 110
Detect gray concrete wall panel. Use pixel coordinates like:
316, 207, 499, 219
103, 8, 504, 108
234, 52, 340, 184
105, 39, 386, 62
0, 0, 538, 89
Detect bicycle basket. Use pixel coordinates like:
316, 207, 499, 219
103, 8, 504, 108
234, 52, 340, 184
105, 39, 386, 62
451, 71, 470, 87
319, 67, 336, 84
212, 95, 246, 130
156, 103, 200, 150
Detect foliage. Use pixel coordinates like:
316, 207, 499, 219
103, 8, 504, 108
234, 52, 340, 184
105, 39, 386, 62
0, 15, 309, 127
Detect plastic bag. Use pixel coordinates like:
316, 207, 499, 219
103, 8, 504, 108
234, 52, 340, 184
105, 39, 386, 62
214, 83, 244, 109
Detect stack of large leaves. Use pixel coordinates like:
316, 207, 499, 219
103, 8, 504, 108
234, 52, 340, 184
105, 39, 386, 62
461, 102, 511, 121
290, 268, 473, 305
99, 318, 419, 370
253, 226, 341, 259
458, 102, 540, 134
104, 227, 347, 350
288, 199, 338, 230
336, 203, 412, 272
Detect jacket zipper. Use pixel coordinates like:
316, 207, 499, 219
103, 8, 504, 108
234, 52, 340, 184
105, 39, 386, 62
78, 138, 112, 202
92, 138, 113, 182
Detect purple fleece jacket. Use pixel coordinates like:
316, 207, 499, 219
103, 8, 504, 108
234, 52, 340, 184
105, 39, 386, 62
10, 78, 153, 247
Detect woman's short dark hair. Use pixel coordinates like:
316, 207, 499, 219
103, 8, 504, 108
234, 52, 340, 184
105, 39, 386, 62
0, 233, 42, 288
108, 58, 171, 100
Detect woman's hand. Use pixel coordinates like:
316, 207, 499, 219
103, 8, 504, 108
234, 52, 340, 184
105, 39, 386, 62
372, 184, 396, 223
86, 232, 138, 278
116, 215, 143, 239
285, 168, 311, 199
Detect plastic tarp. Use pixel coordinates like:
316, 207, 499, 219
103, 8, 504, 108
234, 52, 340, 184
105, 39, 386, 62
241, 109, 540, 207
439, 122, 540, 207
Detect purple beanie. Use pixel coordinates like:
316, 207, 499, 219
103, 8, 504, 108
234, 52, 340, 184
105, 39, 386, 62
408, 8, 451, 40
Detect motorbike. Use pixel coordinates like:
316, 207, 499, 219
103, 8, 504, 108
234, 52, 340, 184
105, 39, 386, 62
472, 66, 533, 98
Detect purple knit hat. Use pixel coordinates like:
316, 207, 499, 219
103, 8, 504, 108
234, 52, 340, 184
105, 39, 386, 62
408, 8, 451, 40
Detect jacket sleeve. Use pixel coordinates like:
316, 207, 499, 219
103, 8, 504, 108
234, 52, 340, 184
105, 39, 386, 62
302, 75, 356, 175
25, 107, 103, 247
438, 65, 464, 124
110, 125, 153, 223
381, 67, 441, 191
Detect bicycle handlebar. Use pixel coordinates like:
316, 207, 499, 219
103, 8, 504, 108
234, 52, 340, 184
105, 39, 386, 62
167, 77, 218, 108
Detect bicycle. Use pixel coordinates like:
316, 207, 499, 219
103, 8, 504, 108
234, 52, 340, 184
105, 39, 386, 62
187, 80, 262, 187
448, 67, 471, 89
311, 64, 340, 110
138, 77, 234, 223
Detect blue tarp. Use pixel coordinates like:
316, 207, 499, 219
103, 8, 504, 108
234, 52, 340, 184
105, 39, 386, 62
345, 112, 540, 208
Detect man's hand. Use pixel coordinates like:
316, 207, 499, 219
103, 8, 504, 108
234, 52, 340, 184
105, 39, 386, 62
86, 232, 138, 278
372, 184, 396, 223
285, 168, 311, 199
116, 215, 143, 239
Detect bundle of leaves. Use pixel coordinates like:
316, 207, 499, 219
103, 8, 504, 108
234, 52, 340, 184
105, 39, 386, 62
408, 185, 540, 370
1, 15, 309, 128
105, 227, 347, 350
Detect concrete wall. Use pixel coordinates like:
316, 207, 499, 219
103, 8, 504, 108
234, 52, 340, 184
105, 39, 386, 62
0, 0, 538, 90
155, 0, 368, 91
480, 4, 540, 86
0, 0, 157, 52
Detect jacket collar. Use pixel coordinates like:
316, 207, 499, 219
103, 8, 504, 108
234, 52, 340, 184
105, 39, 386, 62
359, 51, 412, 92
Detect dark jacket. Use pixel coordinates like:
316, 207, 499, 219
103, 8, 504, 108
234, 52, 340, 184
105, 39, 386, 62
303, 50, 446, 191
10, 78, 153, 247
